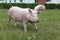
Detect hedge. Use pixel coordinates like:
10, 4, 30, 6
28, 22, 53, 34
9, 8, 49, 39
0, 3, 38, 9
45, 4, 60, 9
0, 3, 60, 9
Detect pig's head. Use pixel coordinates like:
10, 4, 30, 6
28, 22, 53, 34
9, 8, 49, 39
28, 8, 39, 23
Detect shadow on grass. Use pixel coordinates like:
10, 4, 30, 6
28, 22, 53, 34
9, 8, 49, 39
6, 23, 35, 32
17, 23, 35, 32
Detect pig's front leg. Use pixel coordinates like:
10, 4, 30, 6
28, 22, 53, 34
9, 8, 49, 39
33, 23, 38, 31
23, 21, 27, 32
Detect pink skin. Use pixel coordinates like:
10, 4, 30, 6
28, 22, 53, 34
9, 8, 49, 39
8, 6, 39, 32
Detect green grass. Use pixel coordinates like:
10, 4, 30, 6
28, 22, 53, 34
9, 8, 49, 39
0, 9, 60, 40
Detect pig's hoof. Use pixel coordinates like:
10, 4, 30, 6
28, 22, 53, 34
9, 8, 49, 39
14, 25, 17, 28
24, 30, 27, 32
25, 31, 27, 33
34, 29, 38, 32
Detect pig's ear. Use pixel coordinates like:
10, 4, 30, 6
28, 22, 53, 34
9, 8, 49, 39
29, 8, 32, 13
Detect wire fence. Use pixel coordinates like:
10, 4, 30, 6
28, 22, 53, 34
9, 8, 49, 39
0, 0, 37, 3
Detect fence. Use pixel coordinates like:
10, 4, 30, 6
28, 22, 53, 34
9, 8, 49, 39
0, 0, 35, 3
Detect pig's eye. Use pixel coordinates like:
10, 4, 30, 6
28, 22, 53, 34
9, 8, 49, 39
31, 15, 34, 17
30, 14, 34, 17
31, 15, 35, 17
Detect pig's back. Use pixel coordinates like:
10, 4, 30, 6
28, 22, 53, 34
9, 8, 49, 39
9, 6, 29, 21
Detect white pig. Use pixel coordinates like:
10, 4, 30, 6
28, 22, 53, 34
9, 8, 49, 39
8, 6, 39, 32
34, 5, 45, 11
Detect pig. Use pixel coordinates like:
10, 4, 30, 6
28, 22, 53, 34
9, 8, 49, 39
8, 6, 39, 32
34, 5, 45, 11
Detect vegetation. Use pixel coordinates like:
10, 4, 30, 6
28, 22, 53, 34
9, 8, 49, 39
0, 9, 60, 40
0, 3, 60, 9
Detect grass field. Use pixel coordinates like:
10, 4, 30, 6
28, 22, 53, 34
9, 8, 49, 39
0, 9, 60, 40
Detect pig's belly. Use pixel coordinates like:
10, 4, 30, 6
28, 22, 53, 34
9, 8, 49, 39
13, 15, 23, 22
15, 17, 22, 22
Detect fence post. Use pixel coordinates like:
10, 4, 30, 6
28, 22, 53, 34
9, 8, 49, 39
2, 0, 4, 3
